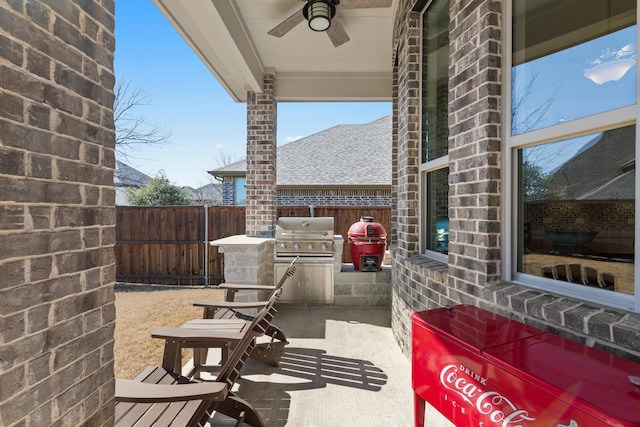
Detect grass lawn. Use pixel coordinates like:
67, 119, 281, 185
114, 285, 224, 379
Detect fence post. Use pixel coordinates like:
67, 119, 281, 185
204, 204, 209, 287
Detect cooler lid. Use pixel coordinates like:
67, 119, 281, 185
412, 305, 546, 355
484, 333, 640, 425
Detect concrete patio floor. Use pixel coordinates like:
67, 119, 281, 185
203, 305, 454, 427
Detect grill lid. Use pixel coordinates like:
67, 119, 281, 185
276, 217, 335, 257
276, 217, 334, 240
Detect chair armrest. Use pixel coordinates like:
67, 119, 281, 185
151, 326, 245, 342
192, 299, 270, 310
115, 379, 227, 403
218, 284, 277, 291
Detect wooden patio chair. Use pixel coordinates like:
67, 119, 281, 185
582, 266, 600, 287
151, 261, 297, 377
554, 264, 570, 282
599, 272, 615, 291
194, 256, 298, 341
541, 266, 554, 279
567, 263, 582, 283
114, 293, 278, 427
183, 257, 298, 370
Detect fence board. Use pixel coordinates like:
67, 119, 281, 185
116, 205, 390, 285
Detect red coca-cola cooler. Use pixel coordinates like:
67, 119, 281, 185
412, 305, 640, 427
347, 216, 387, 271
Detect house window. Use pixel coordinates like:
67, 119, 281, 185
509, 0, 638, 310
420, 0, 450, 257
235, 177, 246, 206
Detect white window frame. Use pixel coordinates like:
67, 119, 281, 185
420, 162, 449, 263
502, 0, 640, 312
419, 0, 449, 263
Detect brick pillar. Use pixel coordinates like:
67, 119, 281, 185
0, 1, 116, 425
394, 10, 422, 260
246, 74, 277, 237
448, 0, 503, 288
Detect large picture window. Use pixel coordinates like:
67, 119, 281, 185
420, 0, 450, 257
510, 0, 638, 310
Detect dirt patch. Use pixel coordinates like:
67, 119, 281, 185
114, 283, 224, 379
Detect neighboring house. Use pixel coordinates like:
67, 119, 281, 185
547, 127, 635, 201
115, 161, 222, 205
114, 160, 152, 205
210, 116, 392, 207
186, 182, 223, 205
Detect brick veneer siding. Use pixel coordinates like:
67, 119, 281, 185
246, 74, 277, 236
390, 0, 423, 355
390, 0, 640, 363
221, 180, 391, 207
277, 188, 391, 206
0, 1, 117, 425
221, 176, 235, 205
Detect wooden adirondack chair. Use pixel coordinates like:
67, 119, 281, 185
180, 257, 298, 371
114, 292, 280, 427
194, 257, 298, 342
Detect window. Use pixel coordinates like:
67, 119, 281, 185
420, 0, 450, 258
509, 0, 638, 310
234, 177, 246, 206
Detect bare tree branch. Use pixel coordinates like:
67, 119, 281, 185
114, 78, 171, 160
216, 151, 244, 168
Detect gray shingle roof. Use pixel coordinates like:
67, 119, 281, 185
549, 126, 634, 200
114, 160, 152, 188
211, 115, 392, 187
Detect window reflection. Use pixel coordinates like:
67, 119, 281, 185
235, 177, 246, 206
512, 27, 636, 134
427, 168, 449, 254
512, 0, 637, 135
518, 126, 635, 295
421, 0, 449, 163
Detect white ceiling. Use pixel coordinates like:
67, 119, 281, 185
152, 0, 397, 102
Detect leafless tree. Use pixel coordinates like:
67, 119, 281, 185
114, 79, 171, 159
215, 151, 244, 168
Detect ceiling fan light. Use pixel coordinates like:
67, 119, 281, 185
303, 0, 336, 32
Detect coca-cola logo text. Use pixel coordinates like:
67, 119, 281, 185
439, 364, 536, 427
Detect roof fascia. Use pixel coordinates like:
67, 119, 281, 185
276, 72, 392, 102
152, 0, 263, 102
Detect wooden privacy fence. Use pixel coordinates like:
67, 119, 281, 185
115, 205, 391, 286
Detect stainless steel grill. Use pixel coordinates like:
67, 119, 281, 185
274, 217, 336, 304
275, 217, 335, 258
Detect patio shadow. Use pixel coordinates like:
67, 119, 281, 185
212, 346, 388, 426
206, 305, 412, 426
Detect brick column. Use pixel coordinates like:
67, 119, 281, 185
246, 74, 277, 237
0, 1, 117, 425
448, 0, 503, 288
394, 11, 421, 260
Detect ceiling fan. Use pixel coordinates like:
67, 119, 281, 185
268, 0, 393, 48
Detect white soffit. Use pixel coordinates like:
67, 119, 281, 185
152, 0, 264, 101
153, 0, 396, 102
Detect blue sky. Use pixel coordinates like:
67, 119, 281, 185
114, 1, 391, 188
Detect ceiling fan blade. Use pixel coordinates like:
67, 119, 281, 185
341, 0, 392, 8
268, 9, 305, 37
327, 19, 350, 47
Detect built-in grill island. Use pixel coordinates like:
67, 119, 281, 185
274, 217, 343, 303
